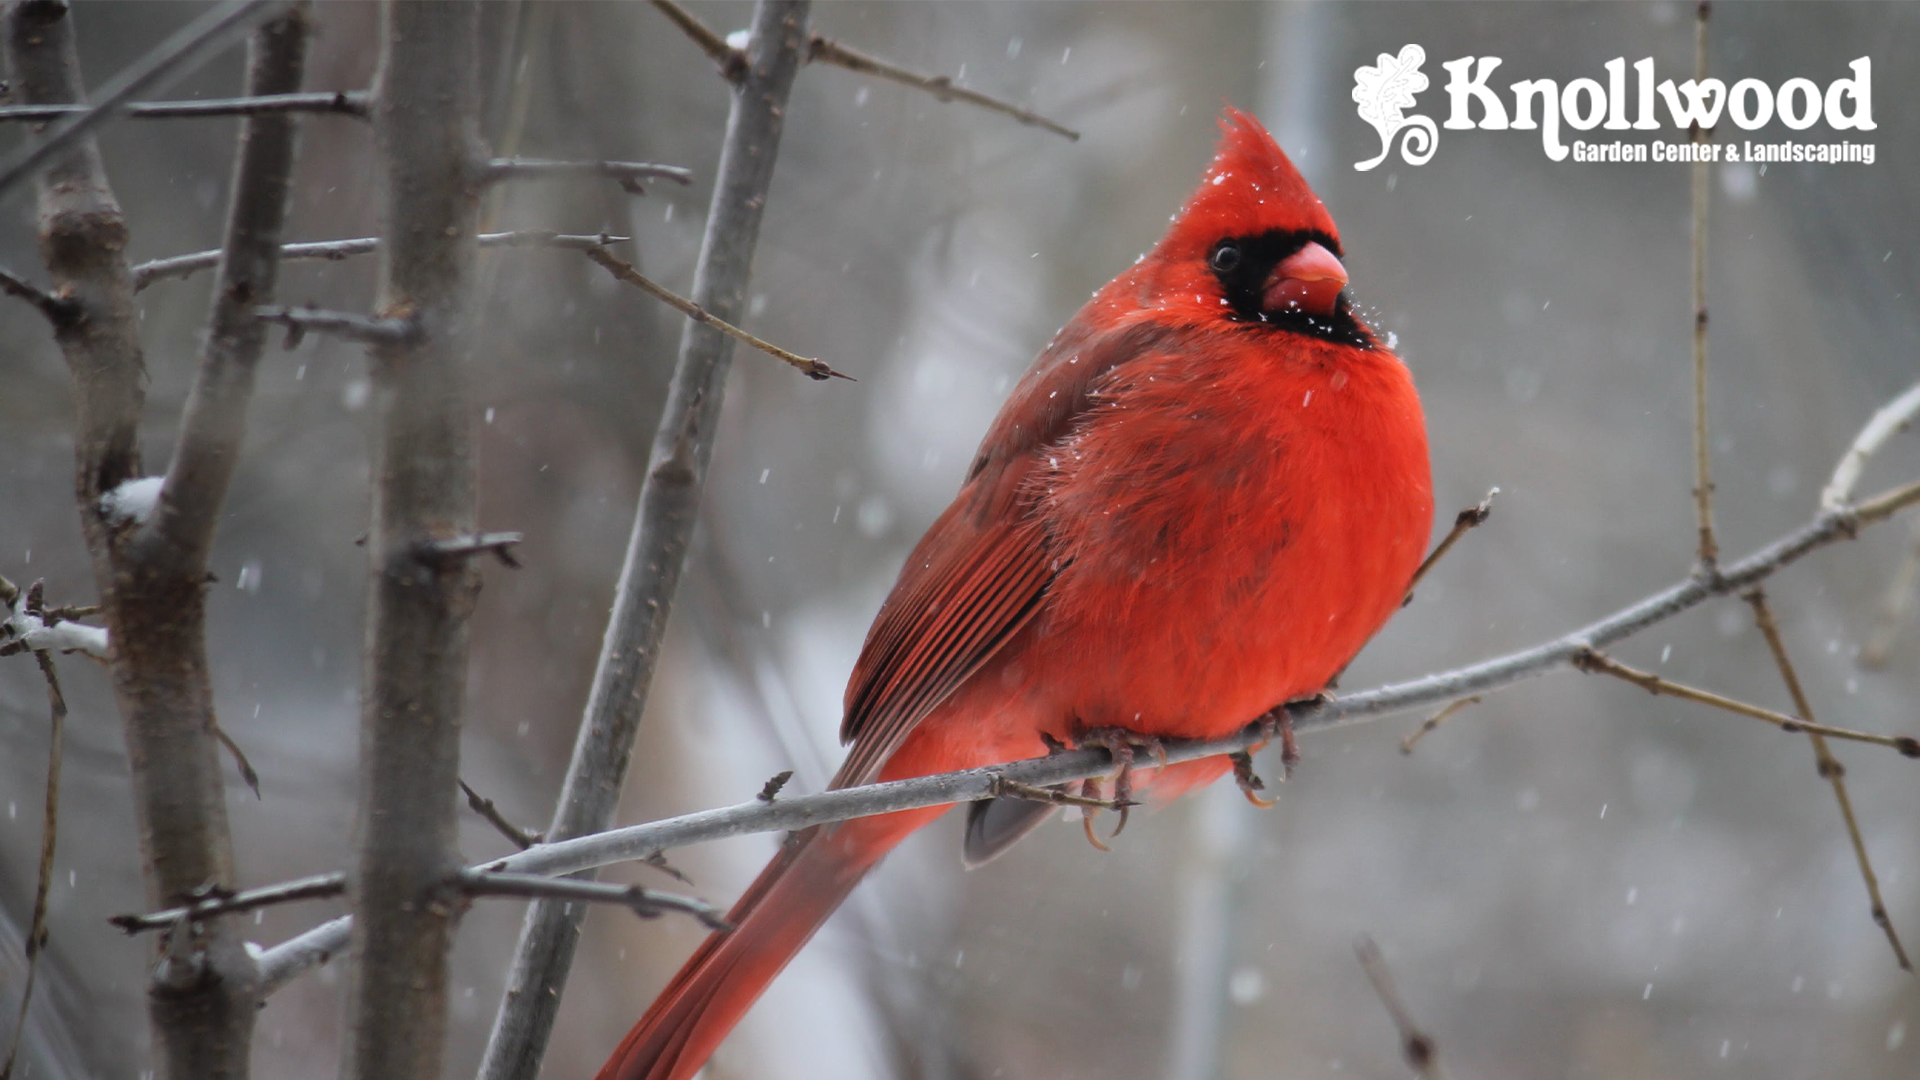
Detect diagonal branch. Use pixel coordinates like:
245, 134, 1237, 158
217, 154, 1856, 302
582, 245, 850, 381
648, 0, 747, 83
1822, 380, 1920, 513
1355, 936, 1450, 1080
132, 229, 631, 290
0, 264, 82, 326
476, 4, 813, 1077
1405, 487, 1496, 604
1574, 650, 1919, 756
459, 871, 730, 932
0, 90, 367, 121
0, 0, 284, 196
1743, 588, 1910, 970
253, 473, 1920, 997
110, 873, 346, 934
807, 34, 1080, 141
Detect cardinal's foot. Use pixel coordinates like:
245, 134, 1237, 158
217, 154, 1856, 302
1071, 726, 1169, 839
1229, 749, 1277, 808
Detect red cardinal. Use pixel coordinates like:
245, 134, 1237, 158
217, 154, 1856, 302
596, 107, 1433, 1080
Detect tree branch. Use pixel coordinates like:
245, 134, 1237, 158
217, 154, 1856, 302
1573, 649, 1920, 756
0, 89, 366, 121
110, 873, 346, 934
807, 34, 1081, 141
1404, 487, 1496, 605
476, 3, 812, 1076
1354, 936, 1449, 1080
339, 5, 483, 1080
1743, 588, 1910, 970
481, 157, 693, 194
1861, 516, 1920, 668
461, 780, 542, 849
0, 0, 284, 196
0, 263, 81, 326
582, 245, 850, 381
148, 2, 311, 589
132, 229, 630, 290
254, 305, 419, 347
458, 871, 730, 932
648, 0, 747, 83
0, 649, 65, 1080
1821, 380, 1920, 513
252, 466, 1920, 998
6, 4, 274, 1077
1689, 0, 1718, 573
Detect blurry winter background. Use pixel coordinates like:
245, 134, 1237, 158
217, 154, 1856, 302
3, 2, 1919, 1078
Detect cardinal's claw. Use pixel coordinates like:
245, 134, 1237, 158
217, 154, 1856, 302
1079, 778, 1113, 852
1071, 726, 1170, 840
1230, 749, 1277, 808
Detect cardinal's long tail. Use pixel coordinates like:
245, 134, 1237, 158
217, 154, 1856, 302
592, 803, 940, 1080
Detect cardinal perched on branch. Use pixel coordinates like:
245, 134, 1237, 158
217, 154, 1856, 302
596, 106, 1435, 1080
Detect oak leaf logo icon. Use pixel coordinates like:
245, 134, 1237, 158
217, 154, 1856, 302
1353, 45, 1439, 171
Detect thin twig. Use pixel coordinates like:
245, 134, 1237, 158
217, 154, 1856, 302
482, 157, 693, 194
808, 34, 1079, 141
476, 5, 812, 1076
1689, 0, 1718, 573
0, 264, 80, 326
0, 0, 285, 196
109, 873, 346, 933
133, 229, 631, 290
0, 89, 367, 121
1354, 936, 1450, 1080
1743, 588, 1909, 970
419, 532, 523, 569
1405, 488, 1497, 604
647, 0, 748, 83
0, 651, 65, 1080
459, 870, 730, 932
1861, 516, 1920, 668
1399, 695, 1483, 755
255, 471, 1920, 996
255, 305, 419, 348
582, 245, 851, 381
757, 770, 795, 802
461, 780, 542, 850
1822, 381, 1920, 513
213, 725, 261, 799
1574, 649, 1919, 756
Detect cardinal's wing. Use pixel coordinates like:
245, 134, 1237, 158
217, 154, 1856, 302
833, 321, 1172, 789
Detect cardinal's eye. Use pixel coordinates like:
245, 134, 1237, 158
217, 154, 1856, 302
1209, 241, 1242, 274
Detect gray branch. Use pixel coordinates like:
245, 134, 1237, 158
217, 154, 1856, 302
0, 89, 366, 121
149, 4, 311, 588
338, 6, 484, 1080
458, 871, 730, 932
132, 229, 630, 290
3, 5, 301, 1079
254, 305, 420, 347
253, 482, 1920, 999
481, 157, 694, 194
0, 0, 285, 196
476, 3, 811, 1078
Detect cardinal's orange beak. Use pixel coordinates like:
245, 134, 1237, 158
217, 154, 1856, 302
1262, 241, 1347, 319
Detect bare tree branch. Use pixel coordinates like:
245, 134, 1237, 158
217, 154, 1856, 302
1822, 380, 1920, 513
0, 0, 285, 196
458, 871, 730, 932
0, 649, 65, 1080
0, 263, 81, 325
1574, 649, 1920, 756
254, 470, 1920, 998
132, 229, 630, 290
461, 780, 542, 850
477, 4, 812, 1076
1404, 488, 1496, 605
149, 2, 311, 592
648, 0, 747, 83
1355, 936, 1450, 1080
583, 245, 851, 381
1689, 0, 1718, 573
337, 5, 484, 1080
254, 305, 419, 347
111, 873, 346, 934
481, 157, 693, 193
1399, 695, 1483, 755
4, 5, 299, 1078
807, 34, 1081, 141
0, 90, 366, 121
1743, 588, 1910, 970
